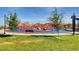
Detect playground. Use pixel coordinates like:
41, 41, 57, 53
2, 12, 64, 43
0, 7, 79, 51
2, 14, 79, 35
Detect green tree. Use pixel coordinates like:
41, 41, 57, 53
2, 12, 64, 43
67, 23, 72, 29
8, 12, 18, 30
48, 8, 63, 32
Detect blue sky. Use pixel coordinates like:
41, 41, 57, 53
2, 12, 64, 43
0, 7, 79, 26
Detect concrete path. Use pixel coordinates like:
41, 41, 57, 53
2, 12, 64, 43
0, 30, 79, 35
5, 32, 73, 35
0, 30, 4, 34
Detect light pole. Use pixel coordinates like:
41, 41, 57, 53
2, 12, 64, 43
4, 14, 6, 34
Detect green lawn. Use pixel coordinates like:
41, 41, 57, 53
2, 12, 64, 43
0, 35, 79, 51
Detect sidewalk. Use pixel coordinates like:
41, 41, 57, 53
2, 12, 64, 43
5, 32, 72, 35
0, 29, 79, 35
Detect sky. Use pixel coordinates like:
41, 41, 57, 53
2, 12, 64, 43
0, 7, 79, 26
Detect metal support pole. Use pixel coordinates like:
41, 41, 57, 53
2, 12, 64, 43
4, 15, 6, 34
71, 14, 76, 35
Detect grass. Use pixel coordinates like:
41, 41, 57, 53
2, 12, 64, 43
0, 35, 79, 51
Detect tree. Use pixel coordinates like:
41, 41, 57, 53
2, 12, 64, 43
66, 23, 72, 29
8, 12, 18, 30
48, 8, 63, 33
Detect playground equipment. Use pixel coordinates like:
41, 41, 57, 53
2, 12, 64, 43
71, 14, 79, 35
